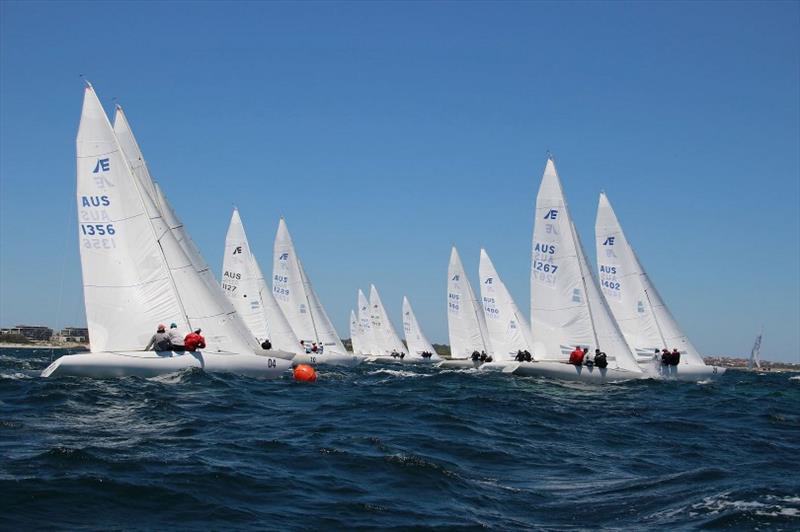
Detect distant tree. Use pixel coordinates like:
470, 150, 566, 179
0, 333, 31, 344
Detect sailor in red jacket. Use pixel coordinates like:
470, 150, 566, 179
568, 346, 585, 365
184, 329, 206, 352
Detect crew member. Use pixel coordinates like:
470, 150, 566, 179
595, 350, 608, 368
569, 346, 585, 365
471, 350, 481, 361
661, 348, 670, 365
670, 348, 681, 366
184, 328, 206, 352
261, 339, 272, 350
584, 349, 595, 367
167, 323, 185, 352
145, 324, 172, 351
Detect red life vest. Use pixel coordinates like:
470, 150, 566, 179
184, 332, 206, 352
569, 349, 585, 365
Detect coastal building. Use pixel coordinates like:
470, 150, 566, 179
0, 325, 54, 341
57, 327, 89, 343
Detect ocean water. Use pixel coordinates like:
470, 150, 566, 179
1, 348, 798, 531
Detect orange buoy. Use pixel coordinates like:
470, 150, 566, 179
293, 364, 317, 382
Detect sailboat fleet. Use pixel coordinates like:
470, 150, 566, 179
43, 85, 725, 382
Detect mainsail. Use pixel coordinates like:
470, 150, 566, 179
80, 85, 255, 355
111, 102, 257, 354
272, 218, 346, 355
222, 208, 299, 352
402, 296, 438, 359
350, 309, 364, 355
530, 158, 640, 373
479, 249, 534, 362
595, 192, 706, 366
357, 288, 376, 355
369, 285, 407, 356
447, 247, 491, 359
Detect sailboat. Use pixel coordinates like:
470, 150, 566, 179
595, 192, 725, 379
478, 249, 534, 370
222, 208, 300, 354
43, 84, 292, 378
515, 157, 643, 382
349, 309, 364, 355
272, 219, 362, 366
366, 285, 408, 361
439, 247, 491, 368
748, 328, 763, 370
356, 289, 377, 356
402, 296, 441, 363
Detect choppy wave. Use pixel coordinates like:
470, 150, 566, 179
0, 349, 798, 530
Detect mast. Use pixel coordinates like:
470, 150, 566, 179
298, 260, 320, 344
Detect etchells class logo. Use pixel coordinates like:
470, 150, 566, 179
484, 277, 493, 285
451, 274, 460, 281
279, 253, 289, 260
233, 246, 243, 255
544, 209, 558, 220
603, 237, 616, 246
93, 158, 110, 173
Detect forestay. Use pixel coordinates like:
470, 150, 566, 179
369, 285, 407, 356
479, 249, 534, 361
402, 296, 438, 359
447, 247, 491, 359
595, 192, 706, 366
530, 158, 640, 373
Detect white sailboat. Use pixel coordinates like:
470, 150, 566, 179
43, 84, 292, 378
272, 219, 361, 366
367, 284, 408, 360
440, 247, 491, 368
357, 288, 377, 356
349, 309, 365, 355
402, 296, 441, 363
222, 208, 300, 354
478, 249, 534, 370
595, 192, 724, 379
517, 157, 643, 382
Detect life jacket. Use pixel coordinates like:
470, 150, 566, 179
184, 332, 206, 352
595, 353, 608, 368
669, 351, 681, 366
569, 349, 585, 365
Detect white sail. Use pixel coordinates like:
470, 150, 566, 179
111, 104, 258, 354
595, 192, 706, 367
77, 85, 187, 352
447, 247, 491, 359
479, 249, 534, 361
273, 219, 345, 355
350, 309, 364, 355
357, 289, 376, 355
402, 296, 439, 359
222, 208, 299, 352
369, 285, 407, 356
530, 158, 640, 373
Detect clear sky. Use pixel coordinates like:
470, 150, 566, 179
1, 1, 798, 362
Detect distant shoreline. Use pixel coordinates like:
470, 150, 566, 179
0, 343, 87, 350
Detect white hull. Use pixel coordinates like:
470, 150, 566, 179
292, 352, 364, 367
652, 363, 726, 381
512, 361, 642, 383
438, 358, 482, 369
41, 350, 293, 379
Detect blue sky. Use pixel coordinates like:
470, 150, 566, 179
1, 1, 798, 362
